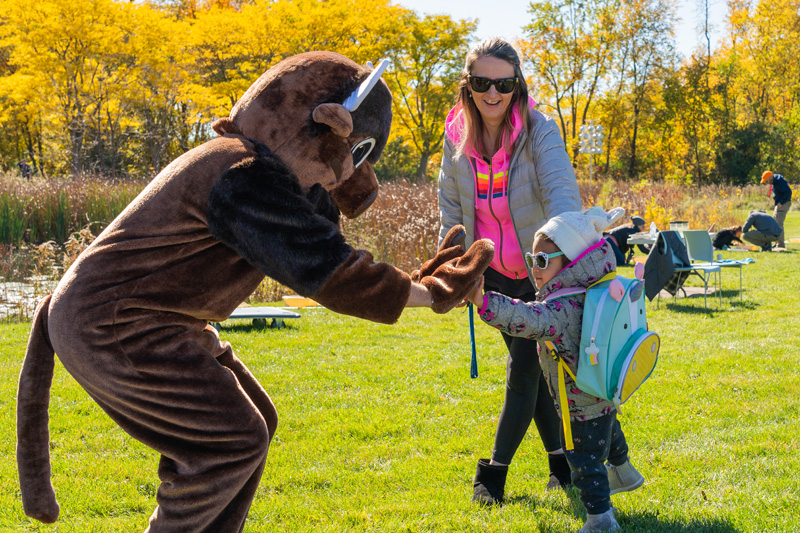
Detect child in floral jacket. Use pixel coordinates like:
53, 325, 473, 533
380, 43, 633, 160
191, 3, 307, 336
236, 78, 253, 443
468, 207, 645, 532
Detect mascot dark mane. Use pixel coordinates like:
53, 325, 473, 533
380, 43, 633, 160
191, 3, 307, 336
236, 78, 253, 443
16, 51, 492, 531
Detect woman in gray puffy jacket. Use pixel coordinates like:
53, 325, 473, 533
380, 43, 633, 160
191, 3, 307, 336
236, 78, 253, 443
437, 37, 582, 504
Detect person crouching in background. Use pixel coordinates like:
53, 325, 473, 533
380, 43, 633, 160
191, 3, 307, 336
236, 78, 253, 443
712, 226, 743, 250
604, 215, 650, 265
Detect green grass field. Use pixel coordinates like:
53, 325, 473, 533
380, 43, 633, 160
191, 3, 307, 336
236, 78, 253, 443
1, 213, 799, 532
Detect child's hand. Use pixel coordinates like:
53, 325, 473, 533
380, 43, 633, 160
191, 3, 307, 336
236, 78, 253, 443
467, 276, 484, 308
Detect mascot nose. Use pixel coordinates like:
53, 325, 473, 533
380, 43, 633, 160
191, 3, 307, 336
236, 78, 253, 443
330, 163, 379, 218
339, 189, 377, 218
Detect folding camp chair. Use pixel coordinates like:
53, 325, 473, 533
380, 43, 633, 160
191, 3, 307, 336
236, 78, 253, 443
651, 231, 721, 311
683, 230, 752, 301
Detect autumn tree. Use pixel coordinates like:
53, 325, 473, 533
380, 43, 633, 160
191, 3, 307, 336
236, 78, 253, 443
145, 0, 248, 20
615, 0, 676, 178
179, 0, 406, 129
4, 0, 798, 186
0, 0, 139, 177
0, 0, 412, 178
125, 5, 195, 173
519, 0, 621, 164
385, 12, 475, 182
725, 0, 800, 176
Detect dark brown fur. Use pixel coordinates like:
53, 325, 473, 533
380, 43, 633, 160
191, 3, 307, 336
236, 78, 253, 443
16, 51, 492, 530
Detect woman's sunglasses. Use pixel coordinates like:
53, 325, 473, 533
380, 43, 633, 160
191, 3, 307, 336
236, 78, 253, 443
524, 250, 564, 270
467, 76, 518, 94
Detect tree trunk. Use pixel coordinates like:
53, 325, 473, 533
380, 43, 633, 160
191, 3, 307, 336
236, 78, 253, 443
70, 124, 84, 178
36, 114, 46, 178
416, 151, 430, 183
604, 124, 614, 174
70, 104, 85, 178
628, 104, 640, 179
22, 121, 39, 176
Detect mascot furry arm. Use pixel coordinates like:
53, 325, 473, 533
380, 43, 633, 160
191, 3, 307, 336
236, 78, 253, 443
16, 51, 493, 529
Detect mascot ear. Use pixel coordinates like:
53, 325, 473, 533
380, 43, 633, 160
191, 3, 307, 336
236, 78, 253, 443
312, 103, 353, 138
211, 117, 243, 136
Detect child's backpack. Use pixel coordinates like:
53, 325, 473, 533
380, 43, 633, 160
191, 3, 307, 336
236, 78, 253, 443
543, 268, 660, 450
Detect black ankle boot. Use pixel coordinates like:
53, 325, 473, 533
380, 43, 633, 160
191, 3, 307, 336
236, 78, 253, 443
472, 458, 508, 505
546, 453, 572, 490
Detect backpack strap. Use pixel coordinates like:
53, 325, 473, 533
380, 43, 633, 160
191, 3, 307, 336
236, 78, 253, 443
542, 271, 616, 302
544, 287, 585, 301
583, 272, 618, 365
591, 271, 617, 287
544, 340, 577, 451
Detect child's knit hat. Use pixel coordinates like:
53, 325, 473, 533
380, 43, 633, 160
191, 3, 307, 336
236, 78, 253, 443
536, 206, 625, 261
761, 170, 773, 183
630, 215, 646, 227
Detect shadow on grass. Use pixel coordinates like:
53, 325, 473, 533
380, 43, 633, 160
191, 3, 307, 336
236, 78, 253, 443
654, 290, 761, 314
507, 490, 740, 532
725, 297, 758, 310
213, 322, 299, 333
655, 300, 723, 315
658, 300, 760, 315
616, 510, 739, 532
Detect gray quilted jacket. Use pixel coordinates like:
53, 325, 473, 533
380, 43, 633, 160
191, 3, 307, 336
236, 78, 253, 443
437, 108, 581, 280
477, 240, 618, 421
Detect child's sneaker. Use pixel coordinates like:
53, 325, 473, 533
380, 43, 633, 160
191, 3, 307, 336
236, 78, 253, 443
606, 459, 644, 495
578, 508, 620, 532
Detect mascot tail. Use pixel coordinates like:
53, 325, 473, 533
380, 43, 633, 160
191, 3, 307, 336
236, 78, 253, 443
17, 294, 60, 523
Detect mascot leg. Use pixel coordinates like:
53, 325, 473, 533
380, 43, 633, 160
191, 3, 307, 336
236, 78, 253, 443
51, 323, 274, 533
214, 336, 278, 441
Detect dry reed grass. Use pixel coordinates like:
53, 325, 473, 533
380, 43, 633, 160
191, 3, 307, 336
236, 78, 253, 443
581, 179, 766, 231
0, 177, 776, 318
0, 173, 143, 244
255, 179, 766, 303
253, 181, 439, 304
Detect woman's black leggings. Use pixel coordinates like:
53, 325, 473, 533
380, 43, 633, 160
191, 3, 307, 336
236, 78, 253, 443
483, 268, 562, 463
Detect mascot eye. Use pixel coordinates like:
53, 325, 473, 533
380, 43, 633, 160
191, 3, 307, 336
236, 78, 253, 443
351, 137, 376, 168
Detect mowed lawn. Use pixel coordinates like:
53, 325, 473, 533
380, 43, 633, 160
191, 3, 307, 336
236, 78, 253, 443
0, 212, 798, 532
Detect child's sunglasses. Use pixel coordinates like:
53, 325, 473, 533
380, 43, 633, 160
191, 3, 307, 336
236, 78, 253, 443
467, 76, 518, 94
524, 250, 564, 270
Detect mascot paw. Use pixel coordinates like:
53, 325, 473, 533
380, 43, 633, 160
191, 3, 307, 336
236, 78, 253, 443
411, 225, 468, 282
421, 238, 494, 313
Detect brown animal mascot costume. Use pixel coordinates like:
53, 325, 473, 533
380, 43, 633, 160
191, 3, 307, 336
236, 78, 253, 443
16, 51, 493, 531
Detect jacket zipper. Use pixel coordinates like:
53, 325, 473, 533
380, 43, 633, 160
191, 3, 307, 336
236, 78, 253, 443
485, 157, 510, 275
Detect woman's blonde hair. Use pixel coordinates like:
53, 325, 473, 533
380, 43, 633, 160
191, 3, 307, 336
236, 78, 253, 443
454, 37, 532, 158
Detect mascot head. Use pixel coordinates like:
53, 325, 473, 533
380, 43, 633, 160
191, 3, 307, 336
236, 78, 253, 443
212, 51, 392, 218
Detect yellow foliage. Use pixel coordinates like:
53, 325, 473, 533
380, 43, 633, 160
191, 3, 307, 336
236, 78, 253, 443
642, 198, 671, 231
383, 11, 475, 181
0, 0, 426, 175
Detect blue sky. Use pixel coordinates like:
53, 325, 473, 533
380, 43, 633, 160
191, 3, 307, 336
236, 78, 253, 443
395, 0, 727, 60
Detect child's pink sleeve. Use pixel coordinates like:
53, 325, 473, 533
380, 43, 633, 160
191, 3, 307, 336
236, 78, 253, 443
477, 294, 488, 315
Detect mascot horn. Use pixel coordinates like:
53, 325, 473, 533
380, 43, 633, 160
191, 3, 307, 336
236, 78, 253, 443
16, 51, 493, 531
